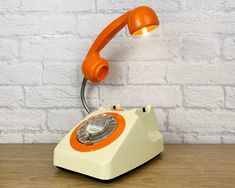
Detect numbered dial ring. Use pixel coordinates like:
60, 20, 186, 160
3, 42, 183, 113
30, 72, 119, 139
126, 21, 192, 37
70, 112, 125, 152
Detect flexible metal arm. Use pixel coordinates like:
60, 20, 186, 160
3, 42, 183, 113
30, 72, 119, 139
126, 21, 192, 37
80, 77, 92, 114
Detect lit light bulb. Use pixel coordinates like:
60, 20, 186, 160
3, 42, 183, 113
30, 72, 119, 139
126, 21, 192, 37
141, 27, 148, 35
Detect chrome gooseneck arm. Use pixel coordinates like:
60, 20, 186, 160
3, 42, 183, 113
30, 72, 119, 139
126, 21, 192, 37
80, 77, 92, 114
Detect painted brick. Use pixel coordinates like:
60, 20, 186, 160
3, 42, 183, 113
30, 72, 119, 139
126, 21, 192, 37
24, 131, 66, 143
0, 15, 40, 36
183, 134, 222, 144
0, 133, 23, 143
25, 86, 80, 108
101, 36, 178, 61
222, 135, 235, 144
0, 87, 23, 107
128, 61, 166, 84
21, 37, 91, 61
21, 0, 95, 12
21, 0, 57, 12
97, 0, 135, 12
0, 0, 20, 13
25, 86, 98, 108
0, 64, 41, 85
223, 37, 235, 60
48, 109, 84, 131
77, 13, 125, 38
225, 0, 235, 11
187, 0, 225, 12
0, 109, 46, 131
135, 0, 182, 13
42, 15, 76, 35
164, 13, 235, 35
100, 85, 181, 107
167, 63, 235, 85
162, 131, 183, 144
169, 109, 235, 133
102, 61, 126, 85
180, 34, 220, 61
97, 0, 182, 13
0, 39, 18, 61
155, 109, 167, 131
184, 86, 224, 108
226, 87, 235, 108
42, 63, 79, 85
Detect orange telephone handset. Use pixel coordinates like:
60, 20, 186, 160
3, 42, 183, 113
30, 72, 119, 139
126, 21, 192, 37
82, 6, 159, 82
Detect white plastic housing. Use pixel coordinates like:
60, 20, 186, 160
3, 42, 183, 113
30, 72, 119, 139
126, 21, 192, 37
53, 105, 164, 180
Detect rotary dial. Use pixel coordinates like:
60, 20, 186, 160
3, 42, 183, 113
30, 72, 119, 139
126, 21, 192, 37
77, 114, 118, 145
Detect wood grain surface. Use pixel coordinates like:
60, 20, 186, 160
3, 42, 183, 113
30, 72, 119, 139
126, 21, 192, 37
0, 144, 235, 188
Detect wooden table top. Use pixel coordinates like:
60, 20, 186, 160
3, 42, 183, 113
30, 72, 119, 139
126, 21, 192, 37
0, 144, 235, 188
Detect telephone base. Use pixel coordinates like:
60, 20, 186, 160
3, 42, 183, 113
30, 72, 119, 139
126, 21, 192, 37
53, 105, 164, 180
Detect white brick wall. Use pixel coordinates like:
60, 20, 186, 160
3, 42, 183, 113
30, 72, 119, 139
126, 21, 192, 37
0, 14, 40, 36
184, 86, 224, 108
186, 0, 225, 12
0, 64, 42, 85
0, 0, 234, 143
21, 37, 91, 61
0, 0, 20, 13
0, 109, 46, 131
41, 15, 76, 36
0, 87, 23, 107
128, 61, 166, 84
0, 39, 18, 60
76, 13, 125, 38
226, 87, 235, 108
223, 37, 235, 60
42, 63, 79, 85
21, 0, 95, 12
100, 85, 181, 107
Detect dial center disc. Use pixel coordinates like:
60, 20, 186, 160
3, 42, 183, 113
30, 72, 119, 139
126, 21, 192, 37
77, 114, 118, 145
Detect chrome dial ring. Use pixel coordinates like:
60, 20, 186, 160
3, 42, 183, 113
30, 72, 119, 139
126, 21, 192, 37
77, 114, 118, 145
